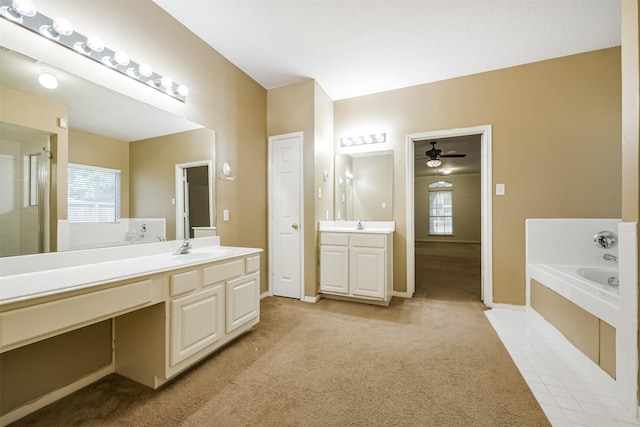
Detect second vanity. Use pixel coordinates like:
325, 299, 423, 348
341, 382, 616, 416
318, 221, 395, 306
0, 237, 261, 425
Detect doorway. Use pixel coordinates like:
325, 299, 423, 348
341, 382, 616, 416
175, 161, 214, 240
406, 125, 493, 305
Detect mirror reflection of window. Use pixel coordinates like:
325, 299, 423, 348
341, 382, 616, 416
68, 163, 121, 223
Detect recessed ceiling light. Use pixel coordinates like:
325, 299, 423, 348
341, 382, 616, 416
38, 72, 58, 89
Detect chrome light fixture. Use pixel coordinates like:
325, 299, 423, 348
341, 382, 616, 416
0, 0, 189, 102
340, 132, 386, 147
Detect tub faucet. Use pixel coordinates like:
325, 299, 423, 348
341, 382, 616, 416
174, 239, 192, 255
603, 253, 618, 262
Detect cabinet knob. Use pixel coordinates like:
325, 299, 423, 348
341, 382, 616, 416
291, 223, 299, 230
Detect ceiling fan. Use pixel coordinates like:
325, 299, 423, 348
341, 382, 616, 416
416, 141, 467, 167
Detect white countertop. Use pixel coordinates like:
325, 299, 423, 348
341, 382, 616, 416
318, 220, 395, 234
0, 243, 261, 307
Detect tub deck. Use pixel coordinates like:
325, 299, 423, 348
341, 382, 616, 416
527, 264, 619, 328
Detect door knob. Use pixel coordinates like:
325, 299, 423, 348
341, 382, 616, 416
291, 223, 299, 230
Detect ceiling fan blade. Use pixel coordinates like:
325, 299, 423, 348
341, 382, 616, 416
440, 153, 467, 158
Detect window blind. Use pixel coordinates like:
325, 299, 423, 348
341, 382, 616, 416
68, 163, 121, 223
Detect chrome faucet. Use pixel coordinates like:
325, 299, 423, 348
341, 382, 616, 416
173, 239, 192, 255
603, 253, 618, 262
357, 220, 364, 230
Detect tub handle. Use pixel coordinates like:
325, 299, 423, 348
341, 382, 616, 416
594, 231, 617, 249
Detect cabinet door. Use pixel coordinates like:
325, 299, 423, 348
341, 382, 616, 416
350, 248, 385, 299
320, 245, 349, 294
170, 285, 224, 366
226, 272, 260, 334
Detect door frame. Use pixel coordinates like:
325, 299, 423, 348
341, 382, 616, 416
267, 131, 305, 300
405, 125, 493, 305
175, 160, 214, 240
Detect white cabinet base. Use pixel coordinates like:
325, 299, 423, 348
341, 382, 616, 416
319, 231, 393, 306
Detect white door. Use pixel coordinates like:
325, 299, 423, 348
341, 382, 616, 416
269, 132, 303, 299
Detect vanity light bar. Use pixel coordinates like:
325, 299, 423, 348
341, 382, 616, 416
0, 0, 189, 102
340, 132, 386, 147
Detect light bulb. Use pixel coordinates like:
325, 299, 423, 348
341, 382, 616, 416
40, 17, 73, 40
0, 0, 36, 23
74, 35, 104, 55
113, 51, 129, 66
158, 76, 173, 90
102, 51, 129, 67
127, 63, 152, 79
175, 84, 189, 97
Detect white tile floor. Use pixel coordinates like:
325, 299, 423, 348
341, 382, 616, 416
486, 309, 640, 427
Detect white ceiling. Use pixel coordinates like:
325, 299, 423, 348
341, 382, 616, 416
154, 0, 621, 101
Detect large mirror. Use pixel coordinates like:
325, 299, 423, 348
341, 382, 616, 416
334, 151, 393, 221
0, 46, 216, 257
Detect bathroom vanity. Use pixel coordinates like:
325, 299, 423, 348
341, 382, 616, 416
318, 221, 394, 306
0, 237, 261, 424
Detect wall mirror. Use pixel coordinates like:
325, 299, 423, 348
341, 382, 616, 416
334, 151, 393, 221
0, 46, 216, 258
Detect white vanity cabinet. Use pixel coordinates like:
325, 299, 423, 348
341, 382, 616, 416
0, 239, 262, 424
162, 253, 261, 382
319, 231, 393, 305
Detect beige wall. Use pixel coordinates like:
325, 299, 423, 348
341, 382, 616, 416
335, 48, 622, 303
68, 128, 130, 218
415, 174, 481, 243
267, 80, 334, 297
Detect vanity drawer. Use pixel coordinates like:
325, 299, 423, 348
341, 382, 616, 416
1, 279, 153, 349
350, 234, 386, 248
170, 270, 199, 296
202, 259, 244, 287
246, 255, 260, 273
320, 233, 349, 246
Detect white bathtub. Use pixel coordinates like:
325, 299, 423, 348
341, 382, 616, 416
528, 263, 620, 328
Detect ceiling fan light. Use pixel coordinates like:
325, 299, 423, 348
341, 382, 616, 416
426, 158, 442, 168
441, 168, 452, 175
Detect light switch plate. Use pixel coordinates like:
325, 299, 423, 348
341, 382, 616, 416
223, 209, 229, 221
496, 183, 505, 196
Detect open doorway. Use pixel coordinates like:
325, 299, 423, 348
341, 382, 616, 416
405, 125, 493, 306
413, 135, 482, 301
175, 160, 214, 240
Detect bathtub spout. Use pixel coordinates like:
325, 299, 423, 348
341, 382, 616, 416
603, 253, 618, 262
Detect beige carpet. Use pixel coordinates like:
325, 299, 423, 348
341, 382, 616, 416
12, 242, 549, 426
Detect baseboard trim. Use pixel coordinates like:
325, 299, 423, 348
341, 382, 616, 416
392, 290, 412, 298
1, 365, 113, 426
489, 303, 526, 312
302, 294, 320, 303
415, 239, 481, 244
260, 291, 270, 299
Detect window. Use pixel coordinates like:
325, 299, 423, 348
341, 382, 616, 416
428, 181, 453, 235
68, 163, 121, 223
